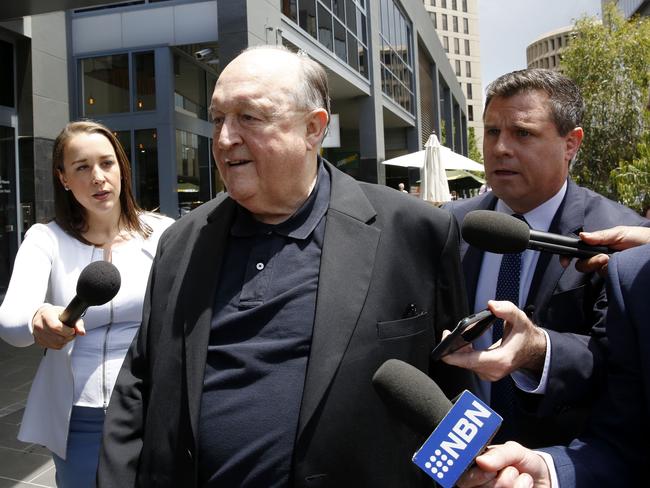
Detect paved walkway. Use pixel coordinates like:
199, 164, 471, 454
0, 339, 55, 487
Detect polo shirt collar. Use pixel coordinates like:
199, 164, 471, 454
231, 160, 330, 240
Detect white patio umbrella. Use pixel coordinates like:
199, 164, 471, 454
420, 134, 451, 203
381, 144, 485, 172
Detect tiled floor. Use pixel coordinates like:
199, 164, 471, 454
0, 340, 56, 487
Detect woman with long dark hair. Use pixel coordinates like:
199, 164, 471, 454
0, 120, 173, 487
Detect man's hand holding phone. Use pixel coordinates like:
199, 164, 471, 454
431, 309, 496, 361
434, 301, 547, 382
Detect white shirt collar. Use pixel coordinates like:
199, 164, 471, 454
494, 180, 568, 232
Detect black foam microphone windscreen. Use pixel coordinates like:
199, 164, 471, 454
59, 261, 121, 326
461, 210, 529, 254
461, 210, 611, 258
372, 359, 453, 435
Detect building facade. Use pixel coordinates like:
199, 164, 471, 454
422, 0, 483, 154
526, 25, 573, 71
0, 0, 468, 294
606, 0, 650, 18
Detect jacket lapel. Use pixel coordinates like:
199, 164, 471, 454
296, 164, 380, 441
527, 180, 585, 308
183, 196, 237, 438
461, 194, 498, 311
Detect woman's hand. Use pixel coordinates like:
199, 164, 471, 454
32, 305, 85, 349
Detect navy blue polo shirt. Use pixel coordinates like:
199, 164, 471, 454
197, 164, 330, 487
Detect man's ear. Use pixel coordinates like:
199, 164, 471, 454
565, 126, 584, 161
305, 108, 329, 150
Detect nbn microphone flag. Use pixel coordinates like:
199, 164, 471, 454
412, 390, 502, 488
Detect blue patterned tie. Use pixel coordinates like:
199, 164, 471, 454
491, 214, 524, 442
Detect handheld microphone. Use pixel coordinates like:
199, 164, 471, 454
59, 261, 121, 327
372, 359, 501, 488
462, 210, 611, 258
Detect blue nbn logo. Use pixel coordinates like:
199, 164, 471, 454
412, 390, 502, 488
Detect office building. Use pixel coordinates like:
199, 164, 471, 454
422, 0, 483, 154
607, 0, 650, 17
526, 25, 573, 71
0, 0, 468, 294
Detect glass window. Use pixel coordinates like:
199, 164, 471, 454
0, 40, 14, 108
288, 0, 366, 76
113, 130, 131, 165
431, 12, 437, 29
347, 32, 359, 71
441, 0, 447, 8
346, 0, 357, 34
334, 18, 347, 61
443, 36, 449, 53
452, 0, 457, 10
453, 16, 458, 32
462, 0, 467, 12
455, 59, 461, 76
466, 83, 473, 99
283, 0, 298, 22
465, 38, 470, 55
318, 4, 333, 50
378, 0, 413, 113
356, 6, 367, 44
454, 37, 460, 54
0, 126, 17, 294
174, 54, 208, 120
442, 14, 447, 30
134, 129, 159, 211
431, 0, 435, 5
463, 17, 469, 34
134, 51, 155, 111
465, 61, 472, 77
358, 45, 368, 78
299, 0, 317, 39
333, 0, 345, 21
176, 130, 218, 215
82, 54, 129, 115
468, 104, 474, 121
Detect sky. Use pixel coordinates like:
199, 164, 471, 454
478, 0, 603, 96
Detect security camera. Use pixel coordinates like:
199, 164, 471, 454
194, 48, 213, 60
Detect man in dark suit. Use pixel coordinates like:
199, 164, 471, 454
456, 228, 650, 487
97, 45, 472, 487
442, 68, 647, 446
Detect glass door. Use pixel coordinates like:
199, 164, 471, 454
0, 125, 17, 295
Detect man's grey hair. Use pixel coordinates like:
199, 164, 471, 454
484, 68, 584, 136
243, 45, 331, 123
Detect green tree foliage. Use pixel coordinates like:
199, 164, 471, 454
560, 2, 650, 205
611, 138, 650, 212
468, 127, 483, 163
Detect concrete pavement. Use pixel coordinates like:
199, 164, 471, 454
0, 339, 56, 487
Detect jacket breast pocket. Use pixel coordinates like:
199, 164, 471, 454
376, 311, 433, 370
377, 311, 430, 340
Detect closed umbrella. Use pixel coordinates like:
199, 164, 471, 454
420, 134, 451, 203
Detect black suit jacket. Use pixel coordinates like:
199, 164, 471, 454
446, 180, 648, 446
98, 162, 474, 487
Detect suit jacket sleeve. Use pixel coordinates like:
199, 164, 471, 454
430, 211, 473, 397
543, 245, 650, 486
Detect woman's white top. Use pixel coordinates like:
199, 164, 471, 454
0, 213, 174, 458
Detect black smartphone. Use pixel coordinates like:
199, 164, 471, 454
430, 309, 497, 361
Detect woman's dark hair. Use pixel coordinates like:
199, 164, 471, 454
52, 120, 151, 244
